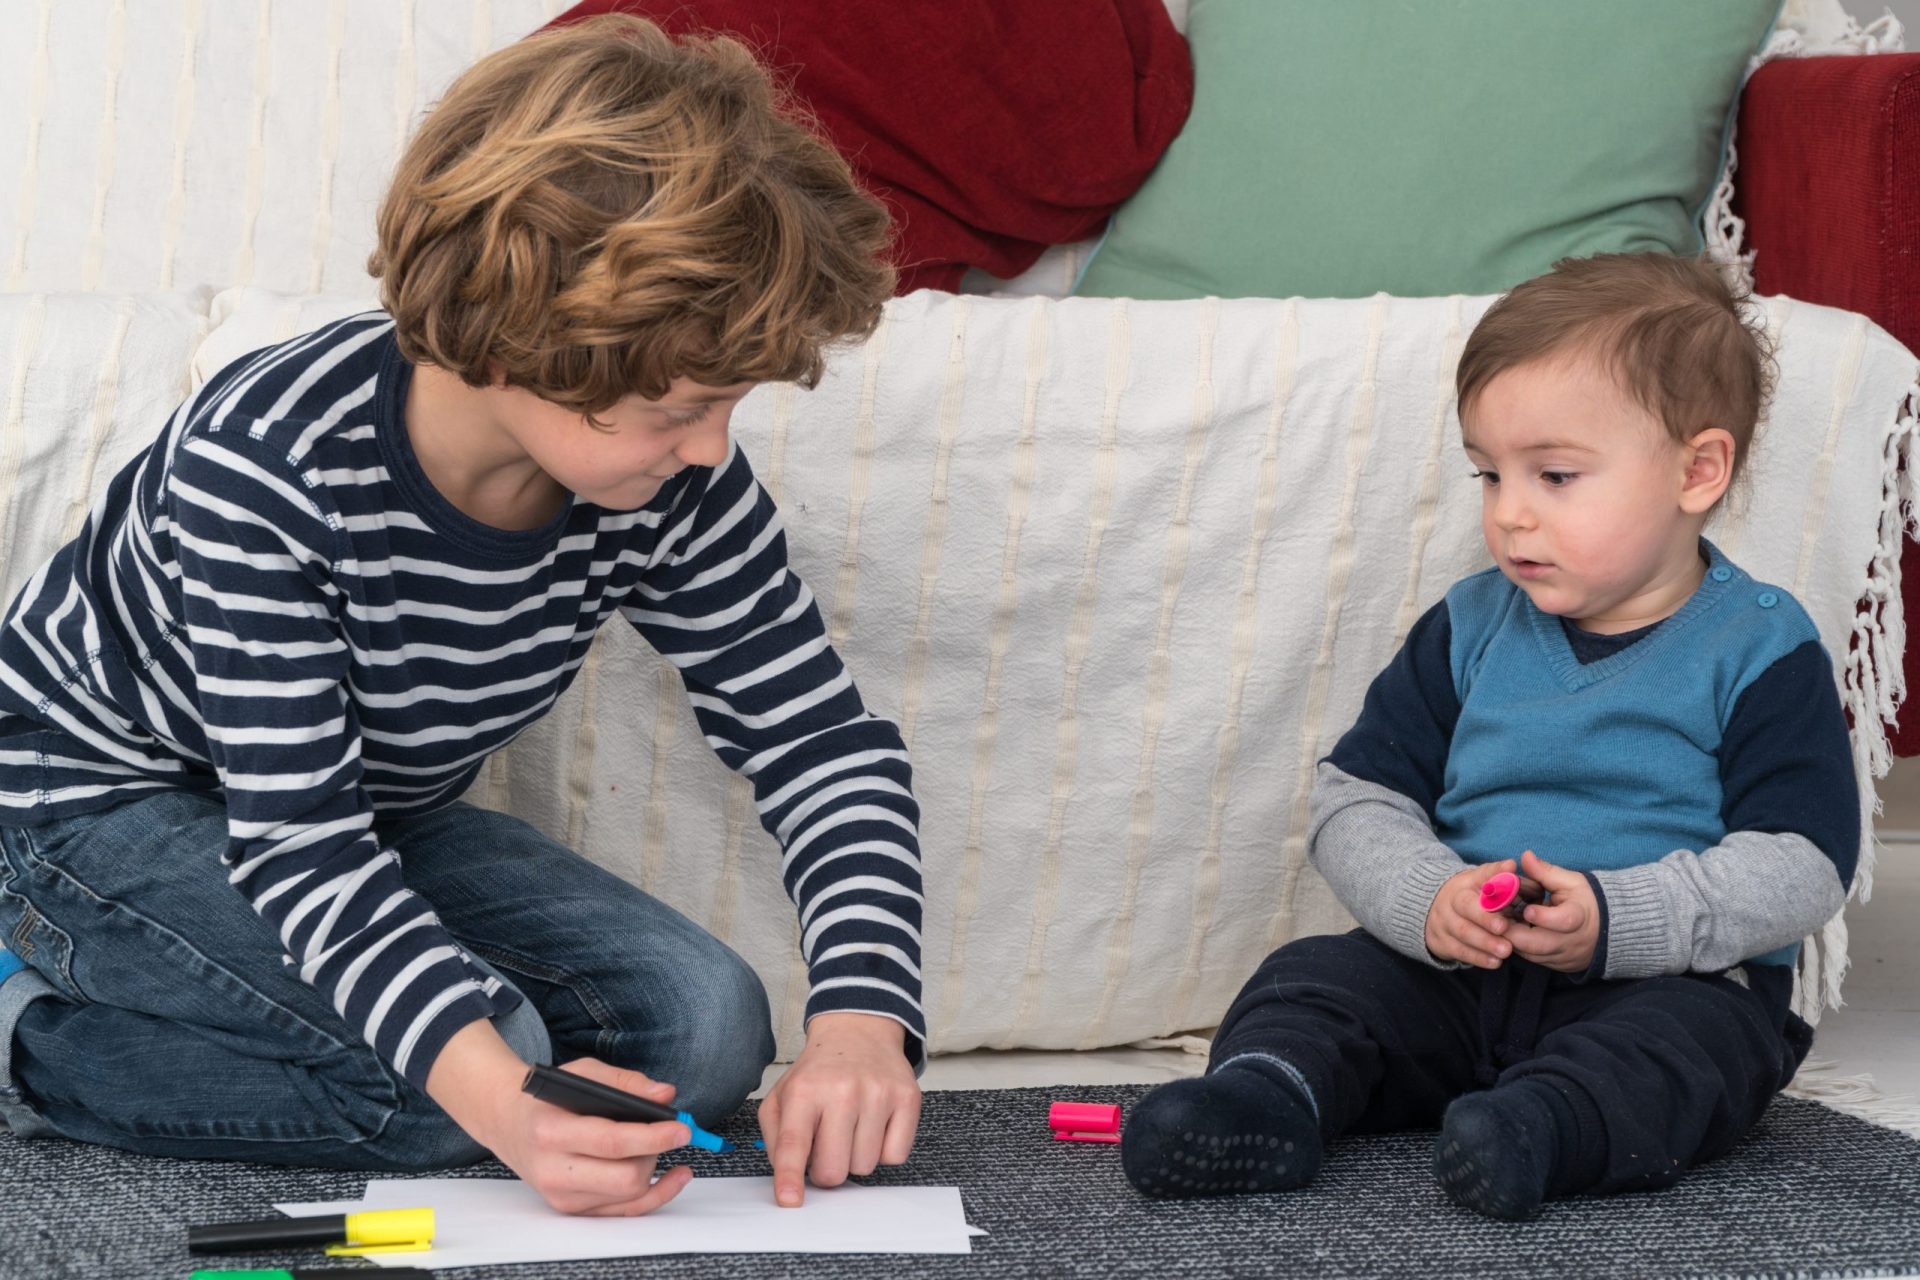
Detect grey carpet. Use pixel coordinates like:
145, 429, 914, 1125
4, 1085, 1919, 1280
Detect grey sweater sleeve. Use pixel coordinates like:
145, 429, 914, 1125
1591, 831, 1846, 979
1307, 760, 1469, 969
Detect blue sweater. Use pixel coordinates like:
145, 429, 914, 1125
0, 314, 926, 1086
1327, 541, 1857, 972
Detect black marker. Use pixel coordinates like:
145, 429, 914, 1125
522, 1062, 736, 1152
185, 1207, 432, 1255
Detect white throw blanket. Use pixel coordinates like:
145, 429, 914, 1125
4, 287, 1914, 1055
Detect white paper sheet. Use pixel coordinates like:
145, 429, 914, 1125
276, 1176, 977, 1269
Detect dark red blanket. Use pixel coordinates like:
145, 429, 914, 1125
549, 1, 1193, 293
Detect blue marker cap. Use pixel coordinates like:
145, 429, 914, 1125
677, 1110, 734, 1153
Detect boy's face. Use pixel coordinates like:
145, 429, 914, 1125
503, 377, 756, 510
1461, 354, 1712, 633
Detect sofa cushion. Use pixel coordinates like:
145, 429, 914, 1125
546, 0, 1194, 294
1076, 0, 1780, 301
0, 293, 207, 593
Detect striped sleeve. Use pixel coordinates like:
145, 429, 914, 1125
167, 430, 513, 1088
621, 446, 926, 1065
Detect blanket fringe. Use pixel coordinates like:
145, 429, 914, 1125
1711, 0, 1918, 1029
1129, 1033, 1212, 1057
1702, 12, 1905, 287
1794, 381, 1918, 1022
1783, 1054, 1920, 1139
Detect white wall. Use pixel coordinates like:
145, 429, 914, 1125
1876, 0, 1920, 36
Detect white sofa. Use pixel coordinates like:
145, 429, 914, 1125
1, 1, 1914, 1061
4, 283, 1913, 1061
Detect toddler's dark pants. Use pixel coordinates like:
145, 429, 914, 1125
1212, 929, 1812, 1195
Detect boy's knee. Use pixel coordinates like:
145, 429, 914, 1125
644, 945, 774, 1123
491, 984, 554, 1069
311, 1046, 495, 1171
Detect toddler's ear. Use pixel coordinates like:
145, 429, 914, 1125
1678, 428, 1736, 515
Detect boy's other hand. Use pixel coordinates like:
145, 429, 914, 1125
1503, 849, 1601, 974
1425, 859, 1520, 969
757, 1011, 920, 1208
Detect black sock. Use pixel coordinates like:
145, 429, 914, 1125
1434, 1078, 1601, 1219
1121, 1055, 1323, 1199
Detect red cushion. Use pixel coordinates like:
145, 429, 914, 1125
548, 1, 1193, 293
1737, 54, 1920, 756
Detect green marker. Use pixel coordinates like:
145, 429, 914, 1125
190, 1271, 433, 1279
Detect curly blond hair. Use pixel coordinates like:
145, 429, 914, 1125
369, 13, 894, 415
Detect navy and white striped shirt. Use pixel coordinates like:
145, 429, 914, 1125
0, 314, 924, 1087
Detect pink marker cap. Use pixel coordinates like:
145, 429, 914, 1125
1049, 1101, 1122, 1143
1479, 872, 1519, 914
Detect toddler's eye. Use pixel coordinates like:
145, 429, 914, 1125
1469, 469, 1498, 486
1541, 470, 1575, 487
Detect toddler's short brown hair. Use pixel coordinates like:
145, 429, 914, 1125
1455, 253, 1773, 482
369, 13, 894, 416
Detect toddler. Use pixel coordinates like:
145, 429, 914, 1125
1121, 253, 1857, 1218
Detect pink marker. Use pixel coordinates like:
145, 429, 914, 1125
1479, 867, 1545, 920
1480, 872, 1521, 914
1049, 1101, 1122, 1144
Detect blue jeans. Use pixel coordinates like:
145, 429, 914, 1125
0, 791, 774, 1169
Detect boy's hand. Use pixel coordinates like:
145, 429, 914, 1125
757, 1012, 920, 1208
503, 1057, 694, 1216
1425, 859, 1521, 969
428, 1021, 692, 1217
1503, 849, 1601, 974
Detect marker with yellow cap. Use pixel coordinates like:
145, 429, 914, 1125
185, 1207, 433, 1257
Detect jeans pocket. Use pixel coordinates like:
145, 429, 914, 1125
0, 828, 84, 1003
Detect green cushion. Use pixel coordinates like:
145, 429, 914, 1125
1075, 0, 1780, 301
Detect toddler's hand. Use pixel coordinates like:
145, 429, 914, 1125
1424, 860, 1519, 969
1503, 849, 1601, 974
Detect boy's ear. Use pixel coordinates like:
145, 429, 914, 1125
1678, 427, 1736, 515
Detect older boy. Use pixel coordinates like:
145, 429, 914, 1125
1121, 253, 1857, 1218
0, 16, 919, 1215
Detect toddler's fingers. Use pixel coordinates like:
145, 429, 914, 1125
1523, 900, 1585, 932
1447, 900, 1511, 952
1456, 943, 1505, 969
1446, 920, 1509, 968
1519, 849, 1583, 894
1507, 923, 1583, 970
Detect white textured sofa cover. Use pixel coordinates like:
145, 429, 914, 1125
3, 0, 1914, 1060
2, 287, 1911, 1057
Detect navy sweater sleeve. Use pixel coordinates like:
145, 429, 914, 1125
1324, 600, 1459, 821
1718, 639, 1859, 892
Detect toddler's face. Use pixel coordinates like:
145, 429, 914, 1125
503, 377, 756, 510
1461, 355, 1705, 633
